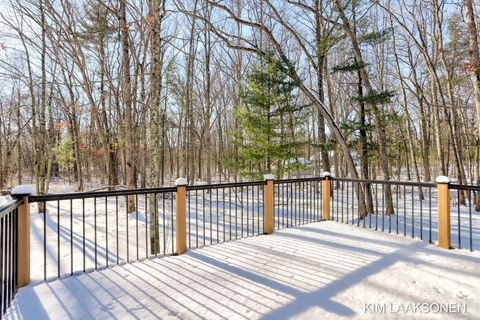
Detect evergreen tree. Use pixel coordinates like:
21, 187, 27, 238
53, 134, 75, 173
227, 55, 309, 180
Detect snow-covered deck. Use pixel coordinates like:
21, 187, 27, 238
6, 221, 480, 319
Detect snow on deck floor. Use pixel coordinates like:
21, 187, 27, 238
7, 221, 480, 320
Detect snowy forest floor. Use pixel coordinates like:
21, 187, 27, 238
6, 221, 480, 320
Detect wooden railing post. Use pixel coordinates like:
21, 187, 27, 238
11, 185, 34, 288
322, 172, 332, 220
175, 178, 188, 255
263, 174, 275, 234
436, 176, 451, 249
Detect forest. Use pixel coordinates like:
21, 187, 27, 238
0, 0, 479, 209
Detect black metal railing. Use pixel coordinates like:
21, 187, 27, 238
273, 177, 324, 230
331, 178, 438, 243
186, 181, 265, 248
29, 187, 177, 281
0, 199, 21, 318
19, 175, 480, 285
449, 184, 480, 251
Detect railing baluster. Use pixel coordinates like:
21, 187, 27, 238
171, 193, 174, 254
145, 194, 148, 259
419, 187, 423, 240
12, 210, 16, 297
195, 189, 198, 248
9, 212, 13, 306
368, 183, 371, 228
353, 182, 357, 226
229, 187, 232, 241
203, 189, 206, 246
351, 181, 354, 224
235, 187, 238, 239
347, 181, 349, 224
70, 199, 73, 275
375, 183, 378, 230
457, 189, 461, 249
241, 187, 244, 237
403, 185, 406, 236
136, 194, 139, 261
469, 191, 472, 251
411, 185, 414, 238
335, 180, 338, 222
302, 181, 305, 224
106, 197, 109, 266
287, 183, 290, 227
381, 184, 384, 232
396, 185, 399, 234
6, 214, 10, 310
115, 196, 118, 265
126, 196, 129, 263
320, 180, 323, 222
246, 186, 249, 236
388, 185, 391, 232
163, 194, 166, 255
57, 200, 61, 277
429, 189, 432, 244
363, 183, 366, 228
1, 216, 4, 314
187, 190, 191, 248
257, 185, 260, 234
44, 201, 47, 280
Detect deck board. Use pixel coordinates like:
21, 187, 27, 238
6, 221, 480, 319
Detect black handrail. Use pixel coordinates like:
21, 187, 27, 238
186, 180, 266, 191
449, 184, 480, 191
274, 176, 325, 184
29, 187, 177, 202
334, 177, 436, 188
0, 199, 22, 219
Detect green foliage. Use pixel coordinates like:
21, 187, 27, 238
311, 138, 337, 152
340, 119, 375, 134
446, 13, 468, 50
332, 59, 368, 73
53, 135, 75, 170
79, 2, 116, 42
351, 90, 395, 105
227, 55, 310, 179
359, 28, 393, 46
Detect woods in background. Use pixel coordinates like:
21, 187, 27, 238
0, 0, 479, 211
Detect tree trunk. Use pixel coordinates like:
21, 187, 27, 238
463, 0, 480, 210
119, 0, 136, 212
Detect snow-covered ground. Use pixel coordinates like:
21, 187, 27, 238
7, 221, 480, 319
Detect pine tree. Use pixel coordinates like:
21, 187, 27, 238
53, 134, 75, 181
332, 24, 395, 215
228, 55, 310, 180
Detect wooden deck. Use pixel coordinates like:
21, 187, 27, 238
6, 221, 480, 319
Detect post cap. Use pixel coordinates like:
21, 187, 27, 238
264, 174, 275, 180
175, 178, 188, 186
322, 172, 332, 178
11, 185, 34, 197
435, 176, 450, 184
